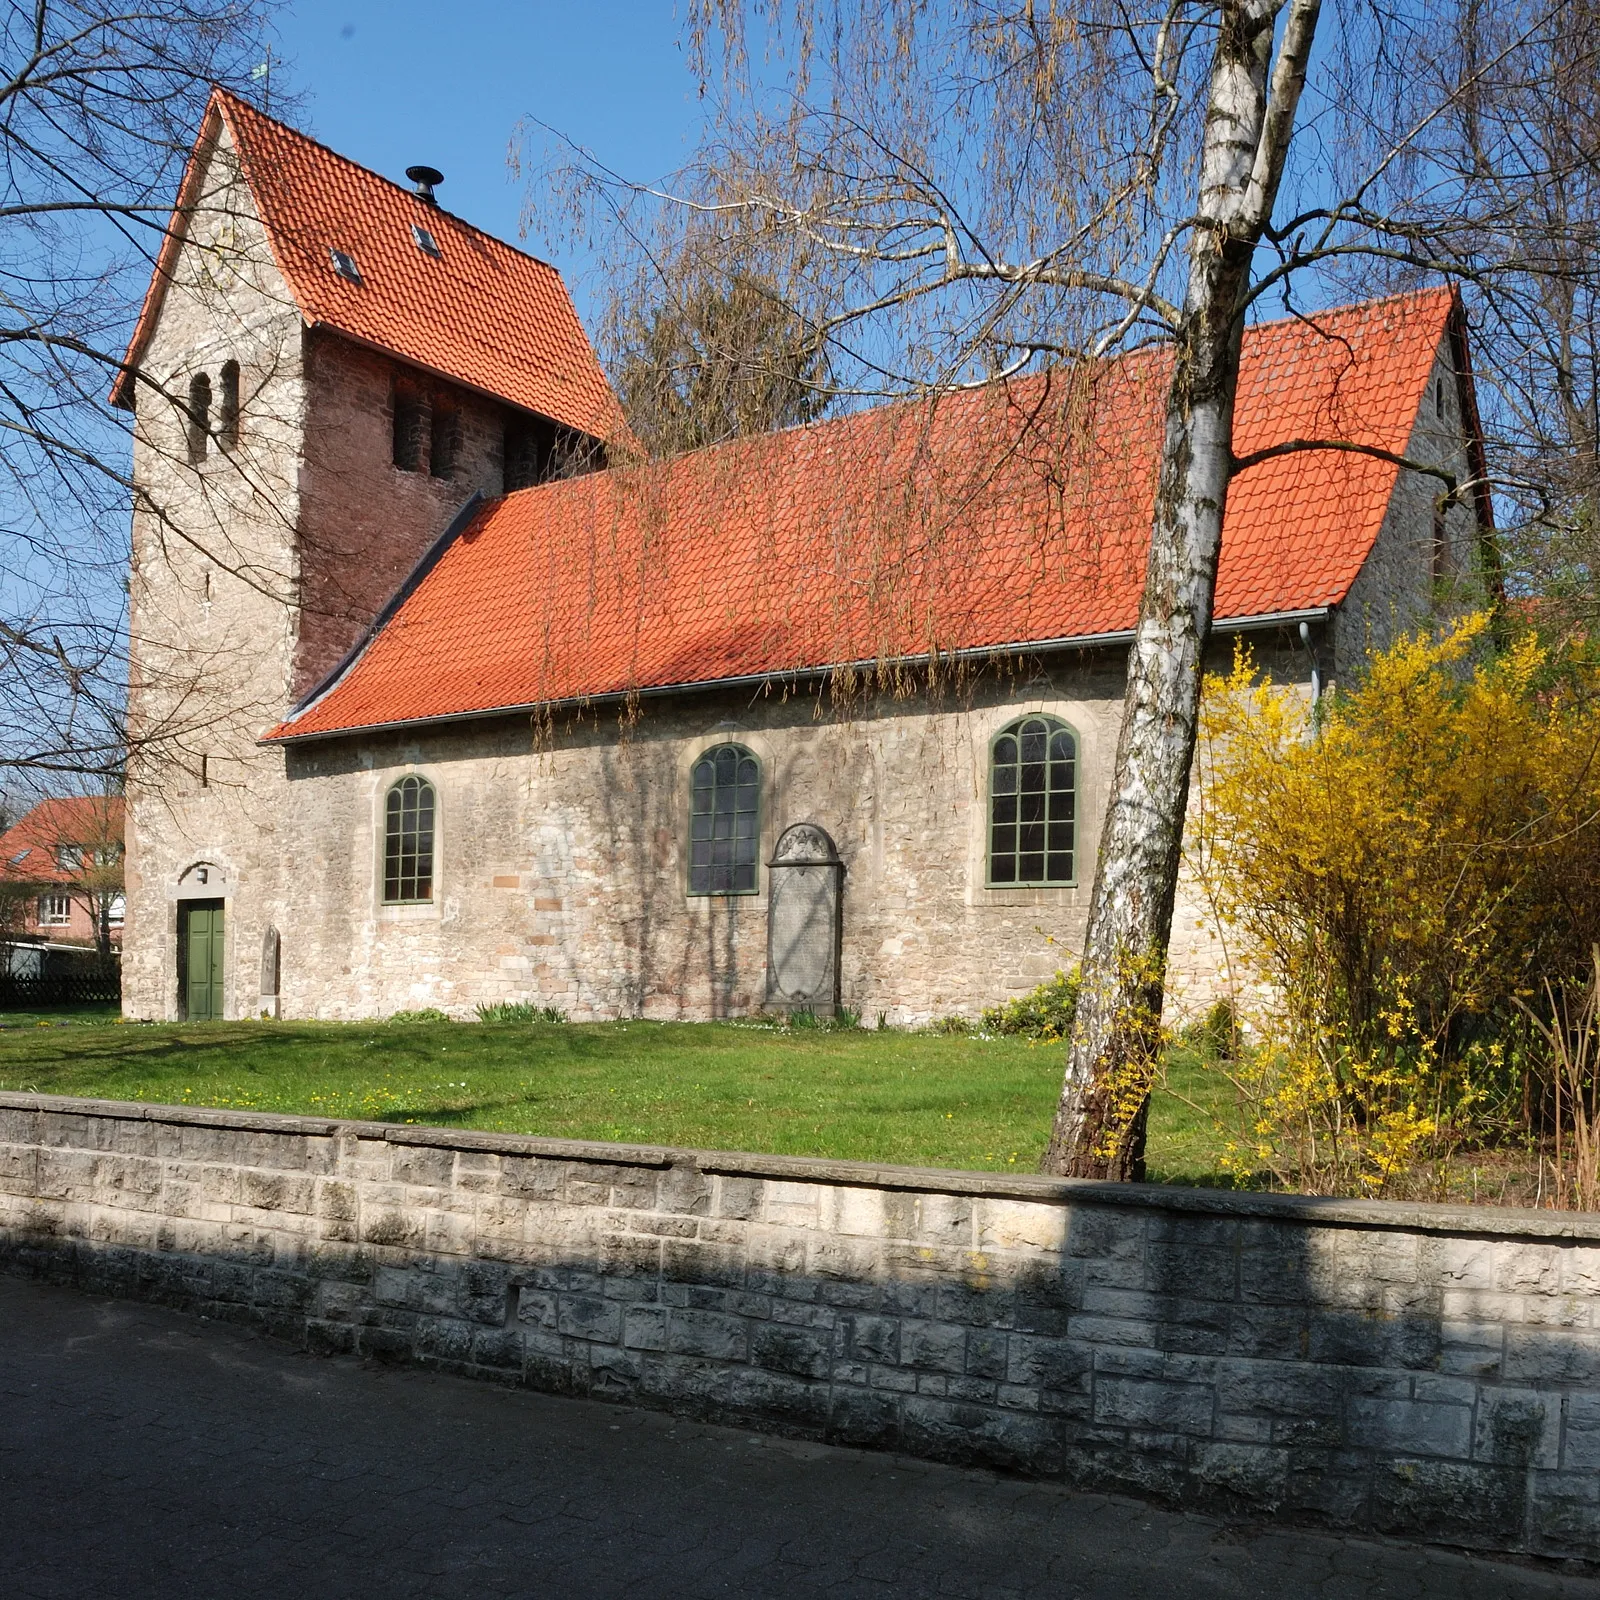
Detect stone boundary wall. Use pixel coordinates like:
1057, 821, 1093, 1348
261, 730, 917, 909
2, 1092, 1598, 1562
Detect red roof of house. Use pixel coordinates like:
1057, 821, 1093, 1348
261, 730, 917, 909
0, 797, 124, 885
114, 90, 624, 443
269, 289, 1461, 743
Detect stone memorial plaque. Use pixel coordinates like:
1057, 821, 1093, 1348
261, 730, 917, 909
766, 823, 843, 1015
259, 924, 281, 1020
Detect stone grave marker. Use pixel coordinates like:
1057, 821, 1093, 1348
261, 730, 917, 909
766, 823, 843, 1016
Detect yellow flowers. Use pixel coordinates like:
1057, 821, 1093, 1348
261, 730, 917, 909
1190, 615, 1600, 1197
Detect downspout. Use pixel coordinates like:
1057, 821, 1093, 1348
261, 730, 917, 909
1299, 619, 1321, 703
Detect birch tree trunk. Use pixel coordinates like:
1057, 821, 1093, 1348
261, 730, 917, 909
1043, 0, 1322, 1179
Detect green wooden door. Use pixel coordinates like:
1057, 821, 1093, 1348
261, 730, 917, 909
183, 900, 225, 1020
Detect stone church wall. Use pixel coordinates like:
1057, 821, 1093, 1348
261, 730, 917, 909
5, 1092, 1597, 1562
292, 333, 521, 701
123, 639, 1312, 1025
1334, 339, 1488, 679
122, 116, 309, 1028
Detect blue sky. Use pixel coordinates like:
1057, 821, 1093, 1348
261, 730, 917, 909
272, 2, 708, 327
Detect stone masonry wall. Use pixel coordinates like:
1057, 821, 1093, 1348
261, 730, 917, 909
3, 1092, 1598, 1562
124, 649, 1301, 1025
123, 117, 308, 1023
294, 333, 520, 701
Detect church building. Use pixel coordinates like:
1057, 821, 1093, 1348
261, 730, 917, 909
117, 91, 1493, 1024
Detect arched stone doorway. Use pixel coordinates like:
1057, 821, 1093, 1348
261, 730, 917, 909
176, 862, 228, 1020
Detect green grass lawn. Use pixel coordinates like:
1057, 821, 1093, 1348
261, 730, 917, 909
0, 1013, 1234, 1181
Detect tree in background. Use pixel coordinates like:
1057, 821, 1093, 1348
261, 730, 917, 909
531, 0, 1600, 1178
48, 807, 126, 964
0, 0, 286, 785
614, 273, 831, 456
1449, 0, 1600, 644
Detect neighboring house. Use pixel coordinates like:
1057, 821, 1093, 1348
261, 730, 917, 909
0, 795, 126, 963
118, 92, 1493, 1023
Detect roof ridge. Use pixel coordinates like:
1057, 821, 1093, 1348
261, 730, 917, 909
1243, 284, 1454, 336
118, 86, 623, 439
212, 87, 568, 282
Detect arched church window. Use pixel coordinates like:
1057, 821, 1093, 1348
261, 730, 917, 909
218, 360, 241, 450
988, 715, 1076, 886
688, 744, 760, 895
384, 775, 436, 903
186, 371, 211, 463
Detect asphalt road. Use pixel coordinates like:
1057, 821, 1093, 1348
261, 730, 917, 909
1, 1274, 1596, 1599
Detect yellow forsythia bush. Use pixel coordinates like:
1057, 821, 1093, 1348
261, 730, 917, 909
1188, 615, 1600, 1196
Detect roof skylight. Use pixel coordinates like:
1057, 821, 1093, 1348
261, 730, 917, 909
329, 247, 362, 283
411, 223, 442, 258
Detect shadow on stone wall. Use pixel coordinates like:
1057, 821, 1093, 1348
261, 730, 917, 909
2, 1099, 1597, 1564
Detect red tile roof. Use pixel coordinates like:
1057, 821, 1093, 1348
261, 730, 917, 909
270, 289, 1461, 743
115, 90, 624, 443
0, 797, 124, 885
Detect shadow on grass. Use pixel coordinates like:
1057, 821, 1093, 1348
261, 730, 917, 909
371, 1101, 525, 1128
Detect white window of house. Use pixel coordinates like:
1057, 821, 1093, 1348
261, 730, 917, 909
39, 893, 71, 926
107, 894, 126, 926
56, 844, 83, 871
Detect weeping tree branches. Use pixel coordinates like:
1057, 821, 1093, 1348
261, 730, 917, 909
529, 0, 1598, 1176
613, 271, 833, 456
0, 0, 286, 781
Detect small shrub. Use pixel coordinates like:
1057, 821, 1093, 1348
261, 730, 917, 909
780, 1007, 859, 1031
1192, 618, 1600, 1198
1181, 998, 1238, 1060
981, 969, 1079, 1041
476, 1001, 567, 1024
388, 1007, 449, 1024
930, 1014, 971, 1035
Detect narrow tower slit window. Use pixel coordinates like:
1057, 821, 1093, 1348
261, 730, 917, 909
503, 416, 545, 491
186, 372, 211, 463
384, 775, 436, 904
392, 379, 427, 471
688, 744, 760, 895
988, 715, 1076, 886
429, 399, 460, 479
218, 360, 241, 449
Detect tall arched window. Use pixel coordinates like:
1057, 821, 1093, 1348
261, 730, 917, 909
186, 371, 211, 463
384, 776, 436, 903
988, 715, 1076, 886
688, 744, 760, 894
